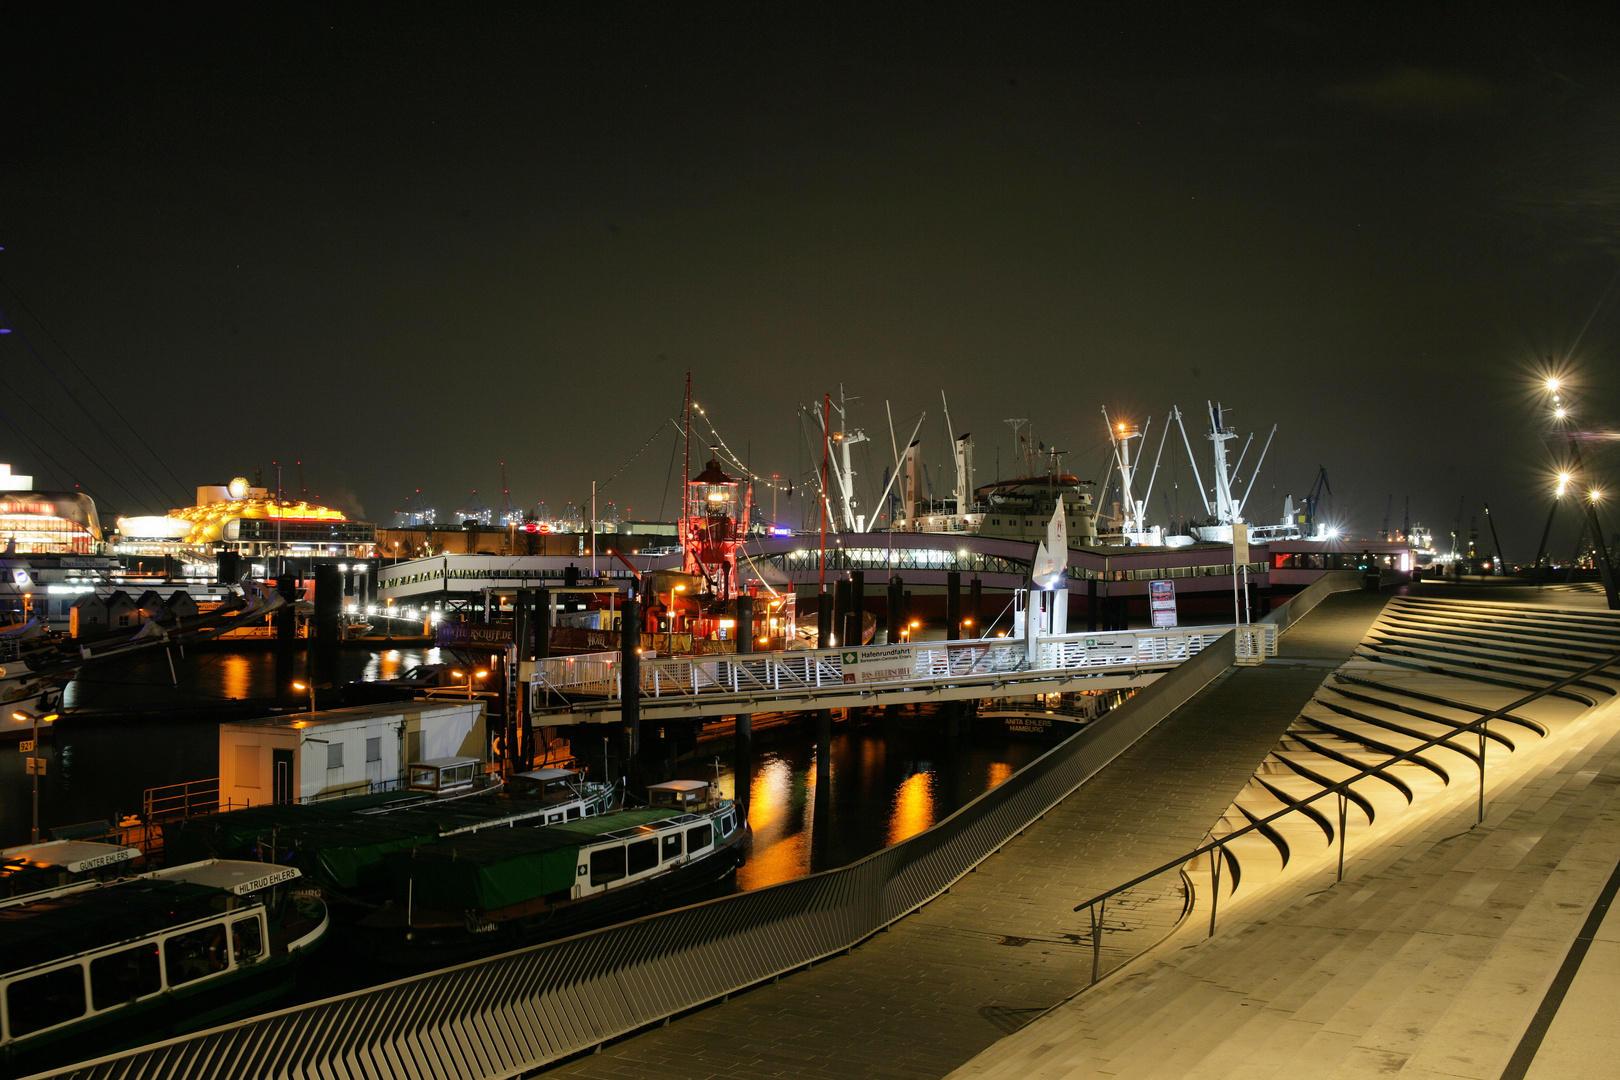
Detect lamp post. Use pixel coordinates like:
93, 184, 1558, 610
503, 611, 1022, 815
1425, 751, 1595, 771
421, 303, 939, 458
292, 680, 316, 713
1543, 375, 1618, 609
11, 709, 56, 843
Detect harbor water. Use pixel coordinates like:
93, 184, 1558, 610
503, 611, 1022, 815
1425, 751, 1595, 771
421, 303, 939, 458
2, 650, 1067, 891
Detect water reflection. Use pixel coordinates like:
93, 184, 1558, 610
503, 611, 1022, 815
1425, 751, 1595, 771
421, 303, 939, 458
887, 771, 937, 846
718, 715, 1058, 892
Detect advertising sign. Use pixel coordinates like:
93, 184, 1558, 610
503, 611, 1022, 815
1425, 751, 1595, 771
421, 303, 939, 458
841, 644, 917, 685
437, 620, 516, 648
1080, 634, 1138, 659
1149, 579, 1178, 628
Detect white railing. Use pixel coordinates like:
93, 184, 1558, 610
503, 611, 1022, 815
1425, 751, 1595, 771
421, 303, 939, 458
532, 624, 1274, 707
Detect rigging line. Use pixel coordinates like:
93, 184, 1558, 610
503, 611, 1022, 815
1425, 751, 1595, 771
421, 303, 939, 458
656, 420, 680, 523
692, 404, 789, 491
0, 307, 172, 511
0, 402, 77, 493
0, 276, 192, 505
583, 417, 682, 504
0, 366, 152, 512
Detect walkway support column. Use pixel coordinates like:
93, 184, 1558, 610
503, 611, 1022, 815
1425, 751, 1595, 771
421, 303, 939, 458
734, 711, 753, 816
735, 595, 753, 654
886, 575, 903, 644
850, 570, 865, 646
530, 588, 551, 770
274, 574, 297, 705
620, 599, 641, 780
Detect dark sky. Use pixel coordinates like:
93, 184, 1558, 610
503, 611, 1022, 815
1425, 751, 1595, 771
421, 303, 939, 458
3, 3, 1618, 558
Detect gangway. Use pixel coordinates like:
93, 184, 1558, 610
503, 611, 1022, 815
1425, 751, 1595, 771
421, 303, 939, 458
531, 624, 1275, 723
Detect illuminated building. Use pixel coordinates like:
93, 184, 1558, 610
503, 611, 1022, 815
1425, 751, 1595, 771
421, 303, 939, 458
0, 464, 102, 555
116, 477, 376, 559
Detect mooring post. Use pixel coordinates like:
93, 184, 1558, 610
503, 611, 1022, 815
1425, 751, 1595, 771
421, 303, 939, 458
946, 570, 961, 640
734, 711, 753, 816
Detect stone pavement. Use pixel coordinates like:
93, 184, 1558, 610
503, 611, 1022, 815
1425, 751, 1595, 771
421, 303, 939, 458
540, 591, 1392, 1079
945, 588, 1620, 1080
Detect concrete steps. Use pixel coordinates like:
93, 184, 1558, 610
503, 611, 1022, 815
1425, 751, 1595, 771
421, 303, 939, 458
948, 597, 1620, 1080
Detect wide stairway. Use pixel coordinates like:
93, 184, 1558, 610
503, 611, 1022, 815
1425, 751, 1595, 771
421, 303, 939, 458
950, 594, 1620, 1080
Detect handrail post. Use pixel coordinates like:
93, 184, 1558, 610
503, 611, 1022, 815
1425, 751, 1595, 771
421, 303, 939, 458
1208, 843, 1222, 938
1478, 720, 1487, 825
1090, 900, 1103, 985
1336, 791, 1347, 883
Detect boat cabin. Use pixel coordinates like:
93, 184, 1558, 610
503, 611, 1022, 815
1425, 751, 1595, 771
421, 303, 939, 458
407, 756, 483, 796
508, 767, 583, 802
647, 779, 715, 814
0, 860, 322, 1055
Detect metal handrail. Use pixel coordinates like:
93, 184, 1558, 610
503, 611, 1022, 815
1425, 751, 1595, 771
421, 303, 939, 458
533, 626, 1262, 705
1069, 645, 1620, 984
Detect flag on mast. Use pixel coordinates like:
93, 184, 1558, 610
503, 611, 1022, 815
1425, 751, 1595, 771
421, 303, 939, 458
1031, 499, 1068, 590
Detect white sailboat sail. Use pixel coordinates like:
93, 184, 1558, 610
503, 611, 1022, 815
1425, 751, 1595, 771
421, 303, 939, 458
1031, 499, 1068, 589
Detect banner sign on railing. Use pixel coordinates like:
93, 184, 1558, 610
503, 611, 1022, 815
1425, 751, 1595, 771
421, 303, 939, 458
841, 644, 917, 684
1080, 633, 1137, 659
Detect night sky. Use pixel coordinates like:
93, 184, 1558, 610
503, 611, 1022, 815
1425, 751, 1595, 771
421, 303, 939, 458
2, 4, 1617, 559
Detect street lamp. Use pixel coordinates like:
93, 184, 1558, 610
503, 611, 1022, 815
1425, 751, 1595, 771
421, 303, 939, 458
292, 680, 316, 713
11, 709, 57, 843
451, 669, 488, 699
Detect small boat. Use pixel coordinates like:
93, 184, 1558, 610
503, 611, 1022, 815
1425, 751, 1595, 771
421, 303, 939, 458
0, 859, 327, 1075
360, 779, 750, 962
162, 765, 621, 906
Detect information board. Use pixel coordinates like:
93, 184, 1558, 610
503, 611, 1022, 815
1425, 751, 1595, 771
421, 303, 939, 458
840, 644, 917, 684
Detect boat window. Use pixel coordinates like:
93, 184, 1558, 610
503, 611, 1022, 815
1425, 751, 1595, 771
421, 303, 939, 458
661, 834, 682, 862
686, 823, 713, 851
627, 838, 658, 876
720, 812, 736, 834
164, 924, 230, 986
6, 966, 86, 1037
567, 806, 581, 820
589, 846, 626, 887
547, 812, 563, 824
583, 805, 594, 816
232, 917, 264, 964
90, 944, 161, 1011
409, 767, 437, 787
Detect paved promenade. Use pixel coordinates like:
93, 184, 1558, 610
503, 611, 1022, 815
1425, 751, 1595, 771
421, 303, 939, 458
946, 584, 1620, 1080
543, 592, 1392, 1079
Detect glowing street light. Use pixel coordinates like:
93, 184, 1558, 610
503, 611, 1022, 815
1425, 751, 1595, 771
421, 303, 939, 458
292, 680, 316, 713
12, 709, 58, 842
451, 669, 489, 699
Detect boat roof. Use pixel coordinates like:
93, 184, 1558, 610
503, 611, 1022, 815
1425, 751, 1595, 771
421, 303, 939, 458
648, 779, 710, 793
220, 698, 482, 733
0, 840, 139, 874
412, 756, 482, 770
514, 767, 578, 782
0, 878, 233, 976
397, 808, 696, 866
142, 859, 301, 895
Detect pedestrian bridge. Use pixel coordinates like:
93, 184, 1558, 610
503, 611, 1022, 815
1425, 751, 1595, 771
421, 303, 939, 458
531, 623, 1277, 723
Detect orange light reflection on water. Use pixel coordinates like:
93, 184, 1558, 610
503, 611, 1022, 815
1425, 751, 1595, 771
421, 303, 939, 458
987, 761, 1013, 788
736, 754, 819, 891
219, 656, 253, 700
886, 770, 936, 846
